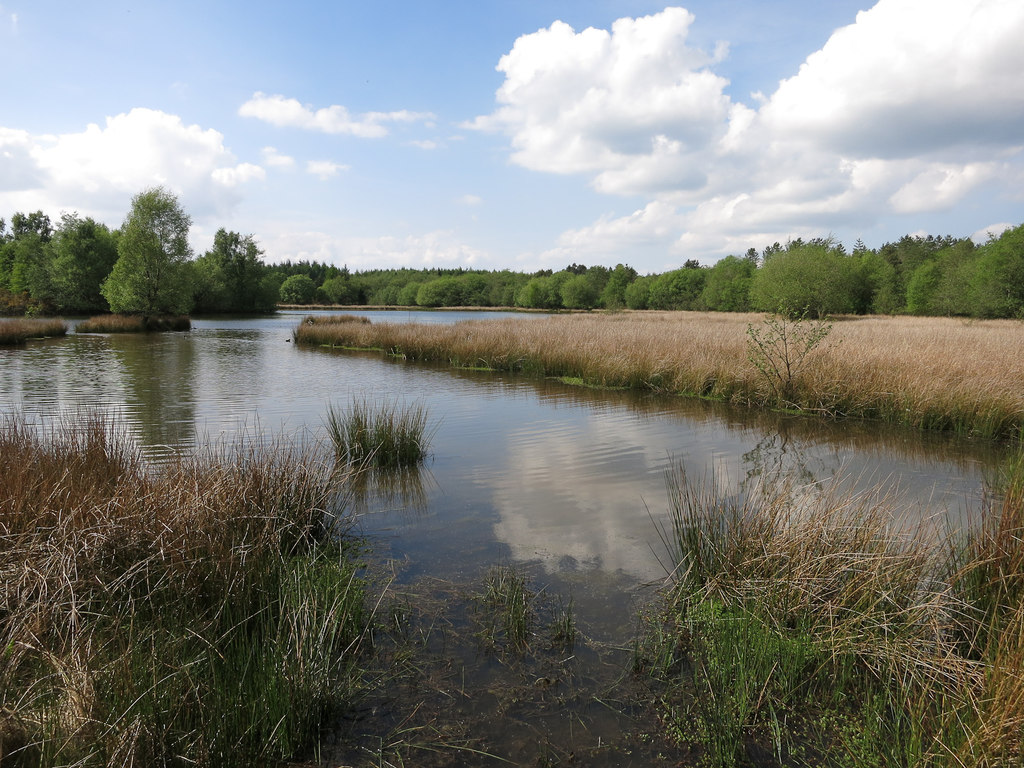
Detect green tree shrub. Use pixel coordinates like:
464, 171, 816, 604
102, 187, 194, 315
279, 274, 317, 304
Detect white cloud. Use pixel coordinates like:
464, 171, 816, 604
239, 92, 435, 137
469, 8, 729, 191
971, 222, 1013, 243
0, 108, 260, 222
475, 2, 1024, 261
260, 228, 490, 270
261, 146, 295, 168
306, 160, 348, 180
409, 139, 439, 150
458, 194, 482, 206
760, 0, 1024, 158
211, 162, 265, 187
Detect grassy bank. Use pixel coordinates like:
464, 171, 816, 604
0, 414, 365, 767
75, 314, 192, 333
637, 456, 1024, 766
0, 318, 68, 345
294, 311, 1024, 440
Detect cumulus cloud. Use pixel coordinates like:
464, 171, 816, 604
469, 8, 729, 190
474, 1, 1024, 260
306, 160, 348, 180
260, 228, 489, 270
261, 146, 295, 168
0, 108, 263, 222
239, 92, 435, 137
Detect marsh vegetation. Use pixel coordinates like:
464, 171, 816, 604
294, 311, 1024, 440
0, 414, 365, 767
74, 314, 192, 333
0, 318, 67, 345
635, 457, 1024, 766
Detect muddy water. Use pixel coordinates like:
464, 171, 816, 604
0, 310, 1006, 765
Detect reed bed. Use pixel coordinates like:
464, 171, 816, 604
0, 413, 365, 767
643, 458, 1024, 766
294, 311, 1024, 440
0, 318, 68, 345
301, 313, 371, 326
75, 314, 191, 333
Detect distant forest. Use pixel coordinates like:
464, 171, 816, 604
2, 205, 1023, 319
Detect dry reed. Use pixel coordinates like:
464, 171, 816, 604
0, 318, 68, 345
0, 412, 363, 767
654, 455, 1024, 765
294, 311, 1024, 439
75, 314, 191, 333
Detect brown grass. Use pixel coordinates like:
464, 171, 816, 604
0, 318, 68, 345
0, 412, 363, 767
294, 311, 1024, 439
75, 314, 191, 333
657, 453, 1024, 764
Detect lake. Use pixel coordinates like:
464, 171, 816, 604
0, 309, 1005, 764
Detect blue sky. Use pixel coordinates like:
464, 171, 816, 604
1, 0, 1021, 273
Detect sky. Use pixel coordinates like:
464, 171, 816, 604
1, 0, 1022, 274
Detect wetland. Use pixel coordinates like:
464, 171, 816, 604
1, 309, 1019, 767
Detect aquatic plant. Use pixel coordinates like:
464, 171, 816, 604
644, 458, 1024, 765
0, 317, 68, 345
324, 397, 434, 468
0, 413, 365, 767
294, 311, 1024, 440
75, 313, 191, 333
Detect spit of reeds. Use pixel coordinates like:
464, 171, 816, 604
0, 412, 364, 768
294, 311, 1024, 440
0, 317, 68, 345
75, 314, 191, 333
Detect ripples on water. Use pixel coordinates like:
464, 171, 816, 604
0, 310, 1002, 603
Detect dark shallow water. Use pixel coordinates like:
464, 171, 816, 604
0, 310, 1006, 764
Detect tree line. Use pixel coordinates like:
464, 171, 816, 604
2, 187, 1023, 318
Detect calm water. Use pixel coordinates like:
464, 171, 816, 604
0, 310, 1006, 763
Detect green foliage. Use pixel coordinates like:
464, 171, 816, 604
624, 274, 653, 309
559, 272, 600, 309
279, 274, 317, 304
700, 255, 753, 312
648, 266, 706, 310
47, 213, 119, 313
970, 223, 1024, 318
746, 310, 833, 405
906, 261, 942, 315
599, 263, 637, 309
194, 229, 276, 313
102, 187, 194, 315
750, 239, 860, 317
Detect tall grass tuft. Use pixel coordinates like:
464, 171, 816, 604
0, 413, 365, 767
0, 317, 68, 345
75, 314, 191, 333
647, 459, 1024, 765
324, 398, 434, 469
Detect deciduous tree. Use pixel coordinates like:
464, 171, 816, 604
102, 187, 193, 315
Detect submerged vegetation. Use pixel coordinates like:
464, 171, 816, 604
295, 311, 1024, 440
75, 313, 192, 333
0, 317, 67, 345
638, 456, 1024, 766
0, 414, 365, 767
